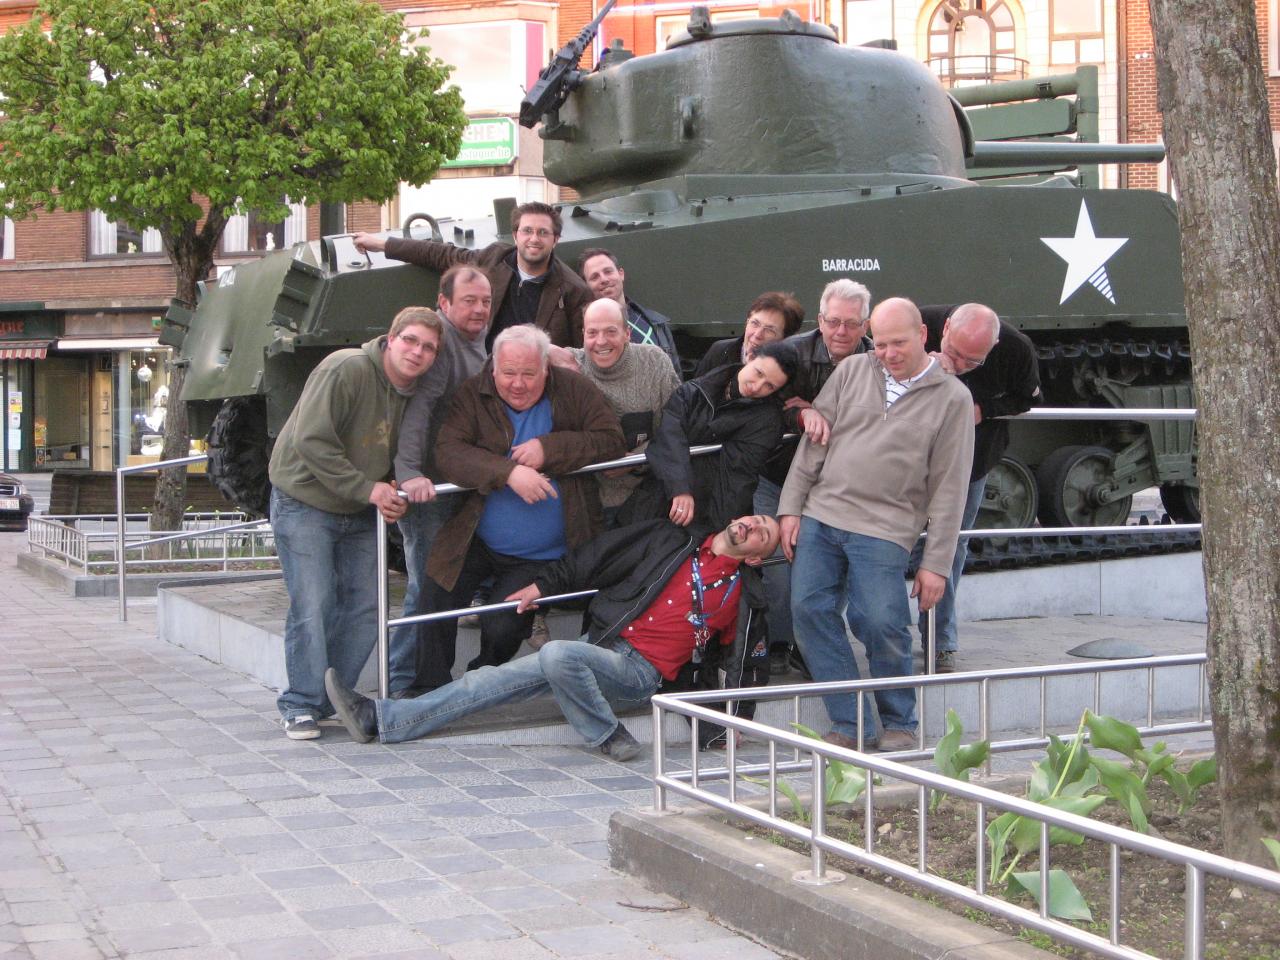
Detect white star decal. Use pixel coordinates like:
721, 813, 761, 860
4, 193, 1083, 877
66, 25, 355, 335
1040, 201, 1129, 305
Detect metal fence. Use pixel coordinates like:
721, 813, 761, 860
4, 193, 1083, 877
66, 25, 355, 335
648, 656, 1279, 960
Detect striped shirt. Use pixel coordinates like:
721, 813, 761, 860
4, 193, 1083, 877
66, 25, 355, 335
883, 356, 936, 409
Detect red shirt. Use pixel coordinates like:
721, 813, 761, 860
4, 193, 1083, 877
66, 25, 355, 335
622, 535, 741, 681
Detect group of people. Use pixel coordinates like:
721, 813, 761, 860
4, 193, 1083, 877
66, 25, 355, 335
267, 199, 1041, 761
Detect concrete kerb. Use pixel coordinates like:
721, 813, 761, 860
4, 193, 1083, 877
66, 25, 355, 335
610, 802, 1051, 960
16, 549, 281, 597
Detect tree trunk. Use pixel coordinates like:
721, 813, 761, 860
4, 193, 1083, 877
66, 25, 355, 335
149, 254, 206, 533
1149, 0, 1280, 865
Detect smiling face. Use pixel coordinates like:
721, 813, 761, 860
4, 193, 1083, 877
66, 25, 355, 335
439, 273, 492, 342
870, 298, 928, 381
493, 342, 548, 411
384, 323, 440, 388
581, 253, 626, 304
819, 296, 870, 362
737, 355, 788, 399
724, 514, 781, 559
513, 212, 558, 273
582, 299, 629, 370
741, 309, 786, 360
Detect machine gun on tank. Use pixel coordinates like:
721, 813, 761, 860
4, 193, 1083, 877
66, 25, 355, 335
519, 0, 616, 132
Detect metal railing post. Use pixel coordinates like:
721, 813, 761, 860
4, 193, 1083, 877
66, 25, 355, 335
376, 509, 390, 700
116, 468, 127, 621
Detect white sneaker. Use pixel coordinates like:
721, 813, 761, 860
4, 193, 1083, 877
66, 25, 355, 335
283, 715, 321, 740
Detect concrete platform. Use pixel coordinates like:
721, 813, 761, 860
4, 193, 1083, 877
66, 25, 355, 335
156, 552, 1208, 746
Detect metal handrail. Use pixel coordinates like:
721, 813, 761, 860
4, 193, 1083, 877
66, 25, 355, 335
649, 656, 1275, 960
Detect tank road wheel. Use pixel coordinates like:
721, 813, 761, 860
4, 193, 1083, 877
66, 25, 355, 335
1159, 483, 1201, 523
1035, 445, 1133, 529
977, 456, 1039, 530
206, 397, 272, 519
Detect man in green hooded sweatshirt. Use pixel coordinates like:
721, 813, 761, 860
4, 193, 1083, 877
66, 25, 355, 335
269, 306, 444, 740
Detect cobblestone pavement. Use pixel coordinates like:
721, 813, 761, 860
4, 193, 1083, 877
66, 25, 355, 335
0, 530, 787, 960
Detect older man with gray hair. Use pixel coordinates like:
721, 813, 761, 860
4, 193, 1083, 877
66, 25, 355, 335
756, 278, 874, 671
416, 324, 626, 687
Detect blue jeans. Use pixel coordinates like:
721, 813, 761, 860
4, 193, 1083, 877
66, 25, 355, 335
376, 638, 661, 747
271, 489, 378, 722
910, 476, 986, 654
389, 496, 463, 693
790, 516, 917, 737
753, 477, 792, 650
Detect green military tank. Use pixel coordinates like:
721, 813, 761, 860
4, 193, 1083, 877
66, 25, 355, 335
164, 6, 1196, 553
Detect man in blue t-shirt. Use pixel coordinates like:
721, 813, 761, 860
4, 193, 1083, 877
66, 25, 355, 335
416, 325, 626, 688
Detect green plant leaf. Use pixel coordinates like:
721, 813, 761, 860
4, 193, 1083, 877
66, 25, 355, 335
987, 812, 1019, 882
1262, 838, 1280, 871
931, 710, 989, 811
1186, 757, 1217, 791
791, 722, 822, 741
1057, 764, 1100, 798
826, 766, 868, 806
1091, 754, 1152, 828
1084, 711, 1143, 760
1041, 795, 1108, 847
1046, 732, 1091, 787
1008, 869, 1094, 922
742, 775, 807, 824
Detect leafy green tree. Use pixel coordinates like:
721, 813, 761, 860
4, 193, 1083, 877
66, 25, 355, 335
0, 0, 466, 528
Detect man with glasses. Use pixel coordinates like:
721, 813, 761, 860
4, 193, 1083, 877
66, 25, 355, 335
757, 279, 873, 673
354, 201, 590, 350
914, 303, 1041, 672
269, 307, 444, 740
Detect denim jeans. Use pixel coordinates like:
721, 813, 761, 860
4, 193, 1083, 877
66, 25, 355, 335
753, 476, 793, 651
271, 489, 378, 722
389, 496, 463, 693
790, 516, 917, 737
910, 476, 986, 654
377, 638, 661, 747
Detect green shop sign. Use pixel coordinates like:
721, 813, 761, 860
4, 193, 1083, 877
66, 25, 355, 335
442, 118, 518, 168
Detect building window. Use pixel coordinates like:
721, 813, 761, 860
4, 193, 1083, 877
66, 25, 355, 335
424, 21, 546, 114
1270, 0, 1280, 77
926, 0, 1021, 86
222, 201, 307, 254
1049, 0, 1104, 65
845, 0, 896, 46
89, 211, 163, 256
2, 217, 12, 260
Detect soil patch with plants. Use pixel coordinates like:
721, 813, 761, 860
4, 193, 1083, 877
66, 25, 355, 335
734, 712, 1279, 960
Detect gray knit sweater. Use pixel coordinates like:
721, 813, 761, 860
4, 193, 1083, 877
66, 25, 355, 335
567, 343, 681, 506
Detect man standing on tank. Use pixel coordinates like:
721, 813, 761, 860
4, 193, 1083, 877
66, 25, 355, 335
779, 297, 973, 752
388, 266, 493, 698
756, 279, 873, 671
577, 248, 683, 375
270, 307, 444, 740
913, 303, 1041, 673
693, 292, 804, 376
354, 201, 591, 349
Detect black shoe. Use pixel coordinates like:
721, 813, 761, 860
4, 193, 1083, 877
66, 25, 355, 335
768, 647, 791, 677
787, 647, 812, 682
324, 669, 377, 743
599, 724, 642, 762
934, 650, 957, 674
282, 714, 321, 740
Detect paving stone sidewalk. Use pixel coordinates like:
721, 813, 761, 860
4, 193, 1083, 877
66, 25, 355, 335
0, 530, 786, 960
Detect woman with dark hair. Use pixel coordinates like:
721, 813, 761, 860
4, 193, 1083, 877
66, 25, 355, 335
627, 340, 799, 531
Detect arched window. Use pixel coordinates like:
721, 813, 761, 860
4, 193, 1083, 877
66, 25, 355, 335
926, 0, 1021, 85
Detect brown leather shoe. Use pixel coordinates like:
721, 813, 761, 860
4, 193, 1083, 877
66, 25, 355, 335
821, 730, 877, 752
877, 729, 917, 753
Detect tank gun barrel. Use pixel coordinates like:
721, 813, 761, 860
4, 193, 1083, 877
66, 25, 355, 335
969, 141, 1165, 167
951, 72, 1085, 107
519, 0, 617, 128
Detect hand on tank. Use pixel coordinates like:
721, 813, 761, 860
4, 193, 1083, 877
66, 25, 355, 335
507, 464, 557, 504
798, 407, 831, 445
510, 438, 546, 469
352, 232, 386, 253
401, 476, 436, 504
779, 514, 801, 562
911, 568, 946, 612
507, 583, 543, 614
369, 481, 408, 521
669, 494, 695, 526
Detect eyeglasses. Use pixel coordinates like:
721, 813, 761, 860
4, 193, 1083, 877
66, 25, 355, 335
819, 314, 867, 333
945, 344, 986, 369
396, 333, 435, 352
516, 227, 555, 239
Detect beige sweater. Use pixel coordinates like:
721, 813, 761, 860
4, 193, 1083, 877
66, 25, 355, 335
778, 353, 974, 576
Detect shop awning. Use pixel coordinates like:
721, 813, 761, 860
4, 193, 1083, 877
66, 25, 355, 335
0, 340, 51, 360
56, 337, 164, 351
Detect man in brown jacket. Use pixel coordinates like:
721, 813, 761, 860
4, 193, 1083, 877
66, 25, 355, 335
354, 202, 590, 351
418, 324, 625, 688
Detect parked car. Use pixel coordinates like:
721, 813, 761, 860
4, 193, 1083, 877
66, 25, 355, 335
0, 474, 35, 531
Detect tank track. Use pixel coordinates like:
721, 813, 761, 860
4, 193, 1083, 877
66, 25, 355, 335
965, 523, 1202, 573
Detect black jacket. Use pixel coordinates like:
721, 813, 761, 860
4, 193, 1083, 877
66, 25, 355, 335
921, 305, 1042, 481
530, 519, 769, 698
762, 328, 872, 487
642, 363, 784, 530
692, 336, 743, 378
627, 298, 683, 377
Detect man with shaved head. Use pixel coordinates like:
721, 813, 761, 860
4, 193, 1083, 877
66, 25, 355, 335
914, 303, 1041, 672
778, 297, 974, 752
